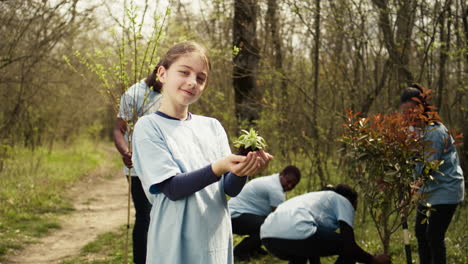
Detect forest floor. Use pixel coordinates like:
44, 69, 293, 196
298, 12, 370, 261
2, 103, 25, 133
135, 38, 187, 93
4, 147, 130, 264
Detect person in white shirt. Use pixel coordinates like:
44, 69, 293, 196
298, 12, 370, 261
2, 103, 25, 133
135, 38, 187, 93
228, 165, 301, 260
260, 184, 390, 264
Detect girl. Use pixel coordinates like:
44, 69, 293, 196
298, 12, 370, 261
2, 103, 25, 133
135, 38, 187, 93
400, 84, 464, 264
260, 184, 390, 264
132, 41, 272, 264
113, 62, 162, 264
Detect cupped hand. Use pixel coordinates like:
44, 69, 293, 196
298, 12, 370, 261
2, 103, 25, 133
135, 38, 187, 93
252, 149, 273, 174
211, 151, 273, 177
230, 150, 273, 176
231, 152, 259, 176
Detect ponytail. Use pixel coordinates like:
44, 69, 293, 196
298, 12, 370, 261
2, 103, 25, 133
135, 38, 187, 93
145, 62, 163, 93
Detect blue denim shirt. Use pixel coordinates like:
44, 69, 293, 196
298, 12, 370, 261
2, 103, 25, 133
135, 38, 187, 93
417, 123, 464, 205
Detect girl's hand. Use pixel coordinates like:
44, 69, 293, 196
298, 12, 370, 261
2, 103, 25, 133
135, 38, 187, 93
231, 152, 260, 176
231, 150, 273, 176
252, 149, 273, 174
211, 154, 247, 177
211, 151, 273, 177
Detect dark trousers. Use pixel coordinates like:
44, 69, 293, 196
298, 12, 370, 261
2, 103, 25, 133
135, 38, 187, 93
130, 176, 152, 264
231, 213, 267, 258
262, 227, 355, 264
415, 203, 458, 264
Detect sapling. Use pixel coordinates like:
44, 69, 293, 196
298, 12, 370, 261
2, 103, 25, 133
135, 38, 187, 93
233, 128, 267, 156
65, 2, 170, 263
338, 105, 446, 255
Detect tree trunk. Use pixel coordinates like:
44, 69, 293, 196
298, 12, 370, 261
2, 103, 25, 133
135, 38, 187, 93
371, 0, 416, 88
266, 0, 289, 157
311, 0, 326, 187
436, 0, 451, 111
233, 0, 260, 125
381, 196, 391, 254
456, 0, 468, 171
463, 112, 468, 172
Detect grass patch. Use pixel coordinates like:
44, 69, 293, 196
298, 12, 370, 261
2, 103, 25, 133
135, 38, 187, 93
58, 203, 467, 264
0, 138, 112, 260
4, 145, 465, 264
61, 225, 132, 264
234, 204, 467, 264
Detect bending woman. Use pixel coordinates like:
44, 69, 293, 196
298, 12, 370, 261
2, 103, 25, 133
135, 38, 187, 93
260, 184, 390, 264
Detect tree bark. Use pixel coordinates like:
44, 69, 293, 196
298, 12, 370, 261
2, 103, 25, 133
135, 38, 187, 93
233, 0, 260, 125
372, 0, 416, 87
311, 0, 326, 187
436, 0, 451, 111
456, 0, 468, 171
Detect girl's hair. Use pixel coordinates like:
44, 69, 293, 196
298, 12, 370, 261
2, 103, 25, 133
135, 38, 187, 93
322, 184, 358, 207
145, 41, 211, 92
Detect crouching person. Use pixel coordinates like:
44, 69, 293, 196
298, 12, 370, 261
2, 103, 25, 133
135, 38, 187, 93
260, 184, 391, 264
228, 165, 301, 261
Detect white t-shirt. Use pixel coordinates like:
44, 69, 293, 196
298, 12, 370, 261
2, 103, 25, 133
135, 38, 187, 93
228, 174, 284, 218
117, 79, 161, 176
260, 191, 354, 240
132, 113, 234, 264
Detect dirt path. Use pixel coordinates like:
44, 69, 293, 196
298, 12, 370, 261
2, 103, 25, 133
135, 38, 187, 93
5, 146, 132, 264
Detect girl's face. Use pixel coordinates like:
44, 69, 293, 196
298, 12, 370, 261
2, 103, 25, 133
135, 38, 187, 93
158, 53, 208, 107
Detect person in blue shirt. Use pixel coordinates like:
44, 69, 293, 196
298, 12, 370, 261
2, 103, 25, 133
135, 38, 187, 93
260, 184, 390, 264
400, 84, 464, 264
228, 165, 301, 260
132, 41, 273, 264
113, 74, 162, 263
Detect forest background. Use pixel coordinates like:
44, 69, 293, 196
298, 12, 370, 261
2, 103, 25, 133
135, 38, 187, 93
0, 0, 466, 263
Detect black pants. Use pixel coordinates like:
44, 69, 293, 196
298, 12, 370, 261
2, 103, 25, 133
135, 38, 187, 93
262, 227, 355, 264
415, 203, 458, 264
130, 176, 152, 264
231, 213, 267, 258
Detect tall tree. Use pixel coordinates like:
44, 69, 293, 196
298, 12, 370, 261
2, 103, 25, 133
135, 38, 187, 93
310, 0, 326, 187
233, 0, 260, 125
436, 0, 452, 110
372, 0, 416, 88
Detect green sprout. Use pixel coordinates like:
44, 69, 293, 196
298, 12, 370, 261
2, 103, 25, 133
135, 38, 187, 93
234, 128, 267, 152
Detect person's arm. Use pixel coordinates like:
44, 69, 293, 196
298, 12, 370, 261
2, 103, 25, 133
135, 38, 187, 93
113, 117, 132, 168
424, 125, 446, 162
156, 153, 259, 201
339, 221, 390, 264
155, 165, 219, 201
155, 169, 249, 200
268, 181, 285, 212
415, 125, 447, 177
339, 221, 373, 263
223, 172, 247, 197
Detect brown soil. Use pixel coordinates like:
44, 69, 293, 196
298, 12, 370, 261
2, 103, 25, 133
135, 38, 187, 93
5, 146, 132, 264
